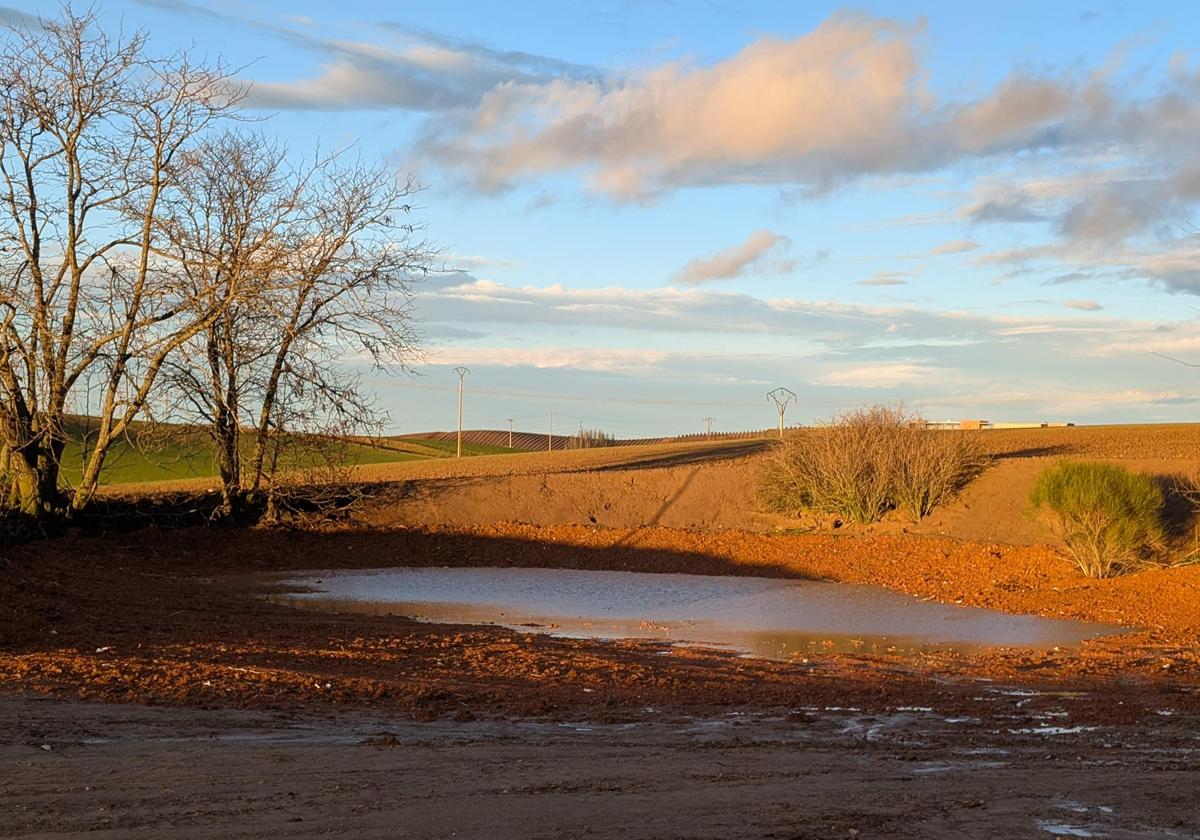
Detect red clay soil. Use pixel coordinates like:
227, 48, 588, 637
2, 523, 1199, 727
6, 425, 1200, 722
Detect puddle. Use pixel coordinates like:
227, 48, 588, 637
1039, 822, 1098, 837
1007, 725, 1098, 736
266, 567, 1125, 662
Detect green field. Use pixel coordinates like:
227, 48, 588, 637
53, 421, 522, 486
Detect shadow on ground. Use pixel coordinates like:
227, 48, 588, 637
1, 525, 818, 651
577, 440, 770, 473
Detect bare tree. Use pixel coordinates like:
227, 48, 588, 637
158, 133, 429, 518
0, 5, 240, 516
155, 131, 301, 517
243, 158, 427, 505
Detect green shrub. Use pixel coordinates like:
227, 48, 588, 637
1028, 461, 1164, 578
760, 405, 986, 524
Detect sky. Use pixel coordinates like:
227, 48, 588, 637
13, 0, 1200, 437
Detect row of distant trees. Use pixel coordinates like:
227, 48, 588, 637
566, 428, 616, 449
0, 6, 429, 521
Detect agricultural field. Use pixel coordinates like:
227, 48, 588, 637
53, 419, 548, 488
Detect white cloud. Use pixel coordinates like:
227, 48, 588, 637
418, 276, 1194, 361
858, 271, 913, 286
443, 253, 522, 272
815, 362, 946, 388
427, 346, 670, 373
672, 230, 795, 285
1063, 299, 1102, 311
414, 13, 1200, 202
929, 239, 980, 256
136, 0, 596, 112
934, 386, 1200, 416
407, 275, 1200, 423
416, 13, 1072, 199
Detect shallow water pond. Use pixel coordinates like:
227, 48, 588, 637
267, 567, 1125, 660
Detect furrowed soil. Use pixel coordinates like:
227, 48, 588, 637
4, 424, 1200, 838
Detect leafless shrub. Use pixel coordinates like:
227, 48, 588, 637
893, 423, 989, 520
258, 428, 365, 525
761, 405, 987, 524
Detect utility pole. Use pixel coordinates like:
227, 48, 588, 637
766, 387, 797, 440
547, 412, 555, 452
703, 416, 715, 440
453, 367, 470, 457
506, 418, 514, 448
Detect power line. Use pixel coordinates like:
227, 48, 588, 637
386, 379, 766, 407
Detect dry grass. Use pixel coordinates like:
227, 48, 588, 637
761, 406, 987, 524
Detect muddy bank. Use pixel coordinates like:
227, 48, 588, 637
3, 524, 1200, 725
356, 455, 781, 531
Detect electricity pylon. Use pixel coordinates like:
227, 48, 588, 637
703, 416, 715, 440
766, 387, 796, 439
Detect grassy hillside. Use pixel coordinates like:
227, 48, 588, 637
55, 419, 516, 487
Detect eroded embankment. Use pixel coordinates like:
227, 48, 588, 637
345, 426, 1200, 546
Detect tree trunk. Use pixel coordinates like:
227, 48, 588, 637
213, 405, 243, 518
5, 442, 60, 516
5, 450, 39, 514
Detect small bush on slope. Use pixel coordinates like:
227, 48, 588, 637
1029, 460, 1164, 578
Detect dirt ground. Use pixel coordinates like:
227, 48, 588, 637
6, 424, 1200, 837
5, 694, 1198, 839
325, 426, 1200, 540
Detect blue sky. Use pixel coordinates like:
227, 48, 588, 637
14, 0, 1200, 436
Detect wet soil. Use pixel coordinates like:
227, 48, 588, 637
3, 524, 1200, 723
3, 526, 1199, 838
4, 694, 1198, 839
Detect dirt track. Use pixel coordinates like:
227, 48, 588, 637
5, 694, 1198, 839
6, 424, 1200, 837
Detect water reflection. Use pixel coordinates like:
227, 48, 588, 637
267, 567, 1125, 660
